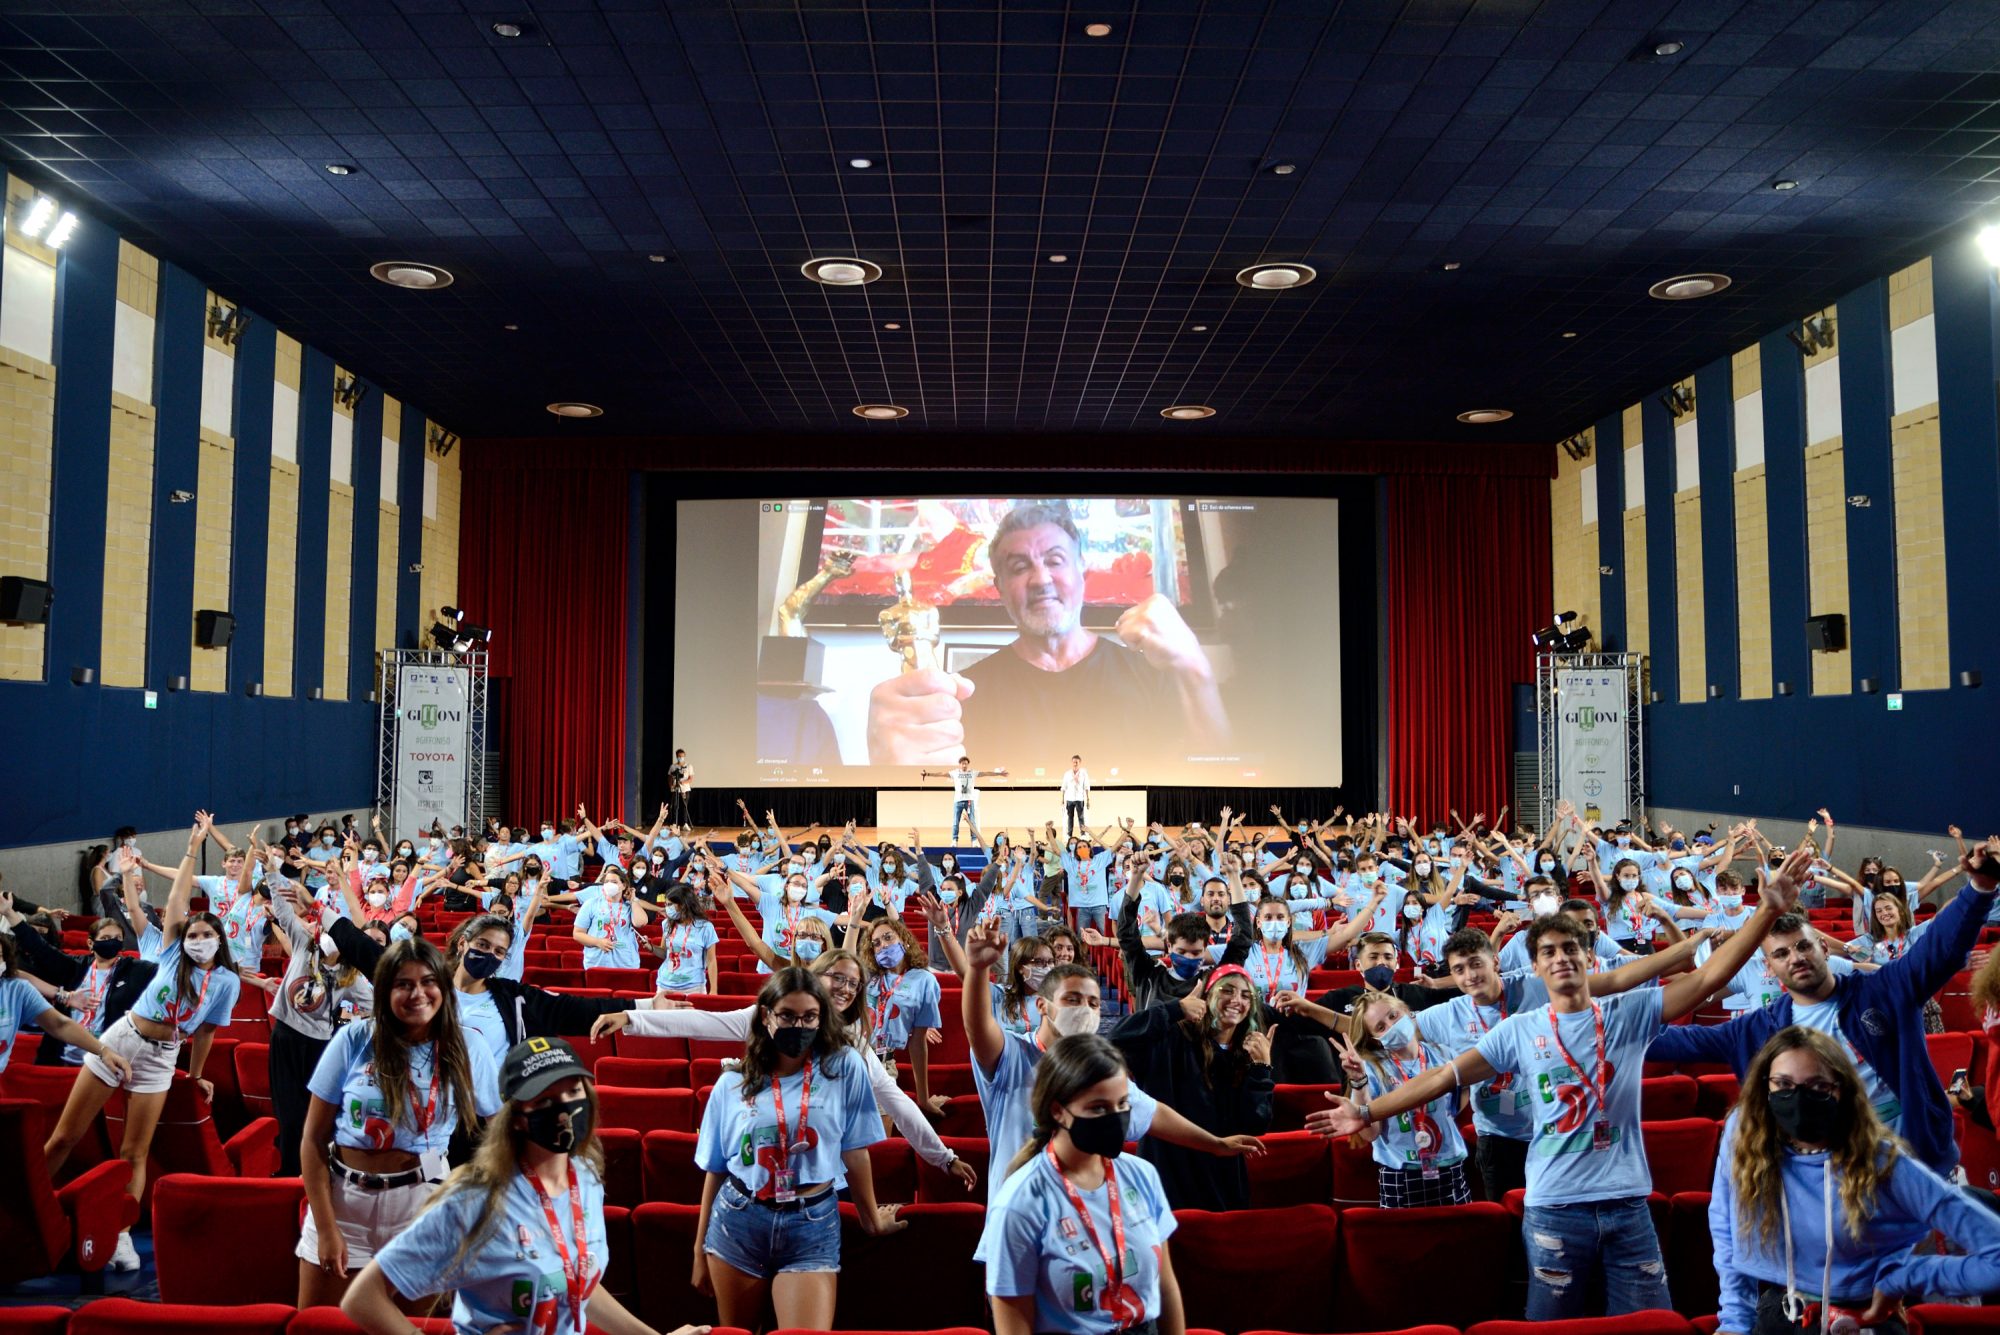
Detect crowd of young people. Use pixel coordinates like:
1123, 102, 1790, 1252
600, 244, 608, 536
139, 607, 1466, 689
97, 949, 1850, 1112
7, 800, 2000, 1335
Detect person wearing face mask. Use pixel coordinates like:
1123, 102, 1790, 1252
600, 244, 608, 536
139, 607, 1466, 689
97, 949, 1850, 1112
1704, 872, 1758, 933
1711, 1027, 2000, 1335
1056, 825, 1117, 933
1267, 932, 1461, 1085
690, 969, 908, 1329
1117, 854, 1254, 1013
977, 1032, 1187, 1335
4, 864, 155, 1072
573, 867, 651, 972
42, 811, 231, 1271
990, 936, 1055, 1036
345, 1038, 708, 1335
1108, 965, 1274, 1210
960, 922, 1263, 1206
653, 885, 720, 994
711, 852, 840, 975
852, 916, 943, 1111
1245, 895, 1377, 1001
923, 855, 994, 971
1335, 990, 1472, 1207
1341, 852, 1411, 938
1497, 889, 1635, 974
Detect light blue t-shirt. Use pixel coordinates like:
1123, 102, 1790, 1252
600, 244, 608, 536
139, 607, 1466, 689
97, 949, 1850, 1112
1063, 849, 1114, 909
0, 976, 54, 1074
1793, 995, 1902, 1129
128, 940, 241, 1035
455, 988, 509, 1068
1473, 986, 1667, 1207
655, 918, 719, 992
306, 1018, 501, 1155
1349, 876, 1407, 936
218, 893, 270, 970
990, 983, 1043, 1036
973, 1029, 1158, 1204
1241, 936, 1329, 998
496, 922, 532, 983
756, 901, 837, 974
1362, 1041, 1467, 1171
1499, 928, 1625, 975
1135, 881, 1198, 938
574, 899, 641, 970
977, 1150, 1178, 1335
693, 1049, 885, 1198
1849, 919, 1930, 965
865, 966, 941, 1054
376, 1162, 609, 1334
136, 921, 164, 963
1417, 969, 1549, 1141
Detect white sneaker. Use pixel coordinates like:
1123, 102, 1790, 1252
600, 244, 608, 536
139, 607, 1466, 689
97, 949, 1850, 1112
107, 1231, 140, 1273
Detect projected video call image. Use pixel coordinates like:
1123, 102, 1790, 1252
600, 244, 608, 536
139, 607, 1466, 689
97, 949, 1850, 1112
672, 495, 1342, 788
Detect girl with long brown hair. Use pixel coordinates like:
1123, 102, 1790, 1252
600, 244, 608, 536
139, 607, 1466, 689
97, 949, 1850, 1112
1712, 1026, 2000, 1335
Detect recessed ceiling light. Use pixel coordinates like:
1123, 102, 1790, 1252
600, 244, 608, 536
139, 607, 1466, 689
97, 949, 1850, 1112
1772, 179, 1800, 191
369, 261, 454, 290
853, 404, 909, 420
1648, 272, 1731, 301
1561, 330, 1578, 339
1271, 163, 1296, 175
1048, 254, 1068, 263
648, 253, 667, 263
492, 21, 524, 38
546, 402, 603, 418
1441, 260, 1461, 271
849, 157, 873, 169
1084, 23, 1113, 37
503, 323, 518, 331
802, 256, 881, 286
325, 163, 355, 176
1190, 324, 1208, 331
883, 322, 902, 330
1161, 405, 1215, 420
1654, 39, 1685, 56
1456, 409, 1513, 424
1236, 262, 1316, 290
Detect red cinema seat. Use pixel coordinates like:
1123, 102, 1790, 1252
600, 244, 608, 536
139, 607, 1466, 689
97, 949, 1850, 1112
596, 1086, 695, 1134
596, 1057, 691, 1089
1668, 1191, 1719, 1318
105, 1076, 281, 1181
0, 1309, 71, 1335
865, 1139, 917, 1202
1938, 971, 1978, 1033
1958, 1112, 2000, 1193
235, 1042, 274, 1120
1246, 1130, 1334, 1207
719, 973, 765, 996
913, 1062, 978, 1098
284, 1309, 455, 1334
1341, 1202, 1514, 1331
1246, 1328, 1456, 1335
1175, 1205, 1340, 1333
1641, 1118, 1721, 1196
835, 1202, 988, 1330
598, 1127, 644, 1210
153, 1174, 306, 1304
1271, 1083, 1339, 1132
587, 967, 657, 993
0, 1063, 111, 1174
0, 1098, 135, 1284
1694, 1072, 1740, 1120
632, 1204, 715, 1328
1909, 1306, 2000, 1335
70, 1300, 297, 1334
613, 1033, 690, 1061
1330, 1135, 1380, 1207
930, 1091, 987, 1138
642, 1129, 705, 1204
687, 1037, 741, 1063
1640, 1074, 1699, 1120
1467, 1314, 1696, 1335
1928, 1032, 1975, 1086
600, 1203, 634, 1304
555, 1032, 616, 1073
691, 1057, 729, 1090
915, 1136, 990, 1202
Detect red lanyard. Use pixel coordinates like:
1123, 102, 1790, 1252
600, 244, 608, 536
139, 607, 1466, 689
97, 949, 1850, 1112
525, 1166, 592, 1334
79, 963, 113, 1018
771, 1056, 814, 1154
1468, 987, 1509, 1036
869, 974, 901, 1040
409, 1045, 440, 1136
164, 957, 215, 1028
1255, 944, 1288, 995
666, 924, 692, 968
1045, 1143, 1132, 1329
1546, 1002, 1608, 1120
1386, 1036, 1429, 1086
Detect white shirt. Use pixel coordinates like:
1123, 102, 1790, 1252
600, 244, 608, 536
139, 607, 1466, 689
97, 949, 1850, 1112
952, 767, 978, 801
1060, 767, 1090, 802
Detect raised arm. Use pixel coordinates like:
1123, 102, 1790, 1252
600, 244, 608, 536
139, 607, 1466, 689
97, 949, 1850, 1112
708, 853, 785, 969
961, 922, 1010, 1076
161, 811, 210, 942
1660, 850, 1807, 1022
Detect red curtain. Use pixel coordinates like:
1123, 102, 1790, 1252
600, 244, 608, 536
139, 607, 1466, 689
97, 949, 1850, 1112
457, 469, 629, 824
1383, 474, 1551, 821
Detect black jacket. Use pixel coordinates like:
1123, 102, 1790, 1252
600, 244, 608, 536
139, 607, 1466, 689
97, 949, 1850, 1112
1117, 892, 1253, 1013
13, 925, 157, 1063
1108, 999, 1273, 1210
328, 917, 639, 1048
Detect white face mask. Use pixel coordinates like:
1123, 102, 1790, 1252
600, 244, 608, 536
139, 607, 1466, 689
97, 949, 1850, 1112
1402, 902, 1423, 921
541, 828, 555, 840
184, 936, 220, 965
362, 849, 378, 862
786, 882, 808, 904
1531, 895, 1559, 918
603, 884, 622, 901
1617, 875, 1640, 891
1413, 860, 1432, 877
1050, 1003, 1098, 1038
366, 891, 388, 908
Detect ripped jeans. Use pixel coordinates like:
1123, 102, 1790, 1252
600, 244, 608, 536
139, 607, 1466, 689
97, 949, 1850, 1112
1521, 1197, 1671, 1319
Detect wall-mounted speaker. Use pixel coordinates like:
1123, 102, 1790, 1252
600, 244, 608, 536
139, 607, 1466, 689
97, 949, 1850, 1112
195, 609, 234, 648
0, 576, 52, 624
1805, 613, 1846, 653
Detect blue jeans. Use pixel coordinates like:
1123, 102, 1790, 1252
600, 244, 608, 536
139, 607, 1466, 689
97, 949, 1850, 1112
1009, 907, 1044, 941
1073, 904, 1108, 932
1521, 1197, 1670, 1318
704, 1178, 842, 1276
951, 800, 979, 842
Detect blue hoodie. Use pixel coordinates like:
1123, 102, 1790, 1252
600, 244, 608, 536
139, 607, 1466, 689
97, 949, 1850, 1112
1650, 878, 1994, 1174
1711, 1111, 2000, 1331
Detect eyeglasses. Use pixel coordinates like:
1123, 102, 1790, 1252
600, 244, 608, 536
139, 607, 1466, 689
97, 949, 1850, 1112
771, 1011, 821, 1029
1768, 1077, 1840, 1098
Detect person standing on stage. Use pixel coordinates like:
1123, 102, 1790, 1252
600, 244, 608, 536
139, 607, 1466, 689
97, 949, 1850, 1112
924, 755, 1007, 846
1061, 755, 1091, 839
668, 749, 694, 826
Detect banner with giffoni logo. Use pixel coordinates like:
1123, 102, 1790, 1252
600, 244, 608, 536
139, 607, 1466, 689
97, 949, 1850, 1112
394, 664, 470, 840
1555, 669, 1630, 827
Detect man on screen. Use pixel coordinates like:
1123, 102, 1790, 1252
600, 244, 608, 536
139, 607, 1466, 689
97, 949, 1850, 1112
866, 501, 1230, 766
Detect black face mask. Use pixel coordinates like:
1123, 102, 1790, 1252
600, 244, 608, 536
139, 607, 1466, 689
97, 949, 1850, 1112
521, 1096, 593, 1154
770, 1025, 815, 1058
91, 937, 123, 960
1062, 1108, 1130, 1159
462, 949, 503, 981
1768, 1086, 1847, 1145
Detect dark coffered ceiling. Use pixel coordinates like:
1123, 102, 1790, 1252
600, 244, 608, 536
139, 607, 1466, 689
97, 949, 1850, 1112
5, 0, 2000, 440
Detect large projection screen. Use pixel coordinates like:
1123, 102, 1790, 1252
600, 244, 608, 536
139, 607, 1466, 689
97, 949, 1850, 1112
674, 495, 1340, 788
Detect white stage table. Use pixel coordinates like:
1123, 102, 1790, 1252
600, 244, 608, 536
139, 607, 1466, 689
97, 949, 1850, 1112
877, 787, 1147, 837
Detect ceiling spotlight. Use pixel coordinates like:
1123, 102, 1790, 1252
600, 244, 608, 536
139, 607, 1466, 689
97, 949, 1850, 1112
647, 253, 667, 263
802, 256, 881, 286
1659, 383, 1695, 419
206, 302, 251, 346
1561, 330, 1579, 338
440, 605, 463, 621
853, 404, 909, 420
1456, 408, 1513, 424
1161, 405, 1216, 420
1654, 40, 1684, 56
1772, 179, 1799, 191
1441, 260, 1461, 271
325, 163, 355, 176
369, 261, 454, 289
1560, 434, 1592, 461
1788, 312, 1836, 357
1048, 254, 1068, 263
16, 196, 56, 240
1270, 163, 1296, 175
503, 323, 519, 331
45, 212, 78, 249
849, 157, 873, 169
1084, 22, 1113, 36
333, 373, 368, 410
546, 402, 604, 418
1190, 324, 1208, 331
1647, 272, 1730, 301
491, 21, 524, 37
883, 322, 902, 330
1236, 262, 1316, 290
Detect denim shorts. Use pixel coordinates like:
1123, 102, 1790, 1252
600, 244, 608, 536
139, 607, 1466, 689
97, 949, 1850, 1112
704, 1177, 842, 1276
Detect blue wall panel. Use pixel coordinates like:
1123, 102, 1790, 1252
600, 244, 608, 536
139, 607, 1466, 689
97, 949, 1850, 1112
1835, 280, 1899, 693
146, 263, 204, 689
1593, 410, 1626, 650
1759, 330, 1810, 698
226, 322, 274, 692
394, 411, 425, 648
1641, 396, 1680, 701
290, 349, 333, 696
1934, 240, 2000, 682
346, 389, 384, 701
1693, 357, 1739, 697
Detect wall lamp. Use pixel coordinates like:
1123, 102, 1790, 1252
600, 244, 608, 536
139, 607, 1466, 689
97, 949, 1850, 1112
1659, 383, 1695, 420
428, 425, 459, 457
333, 373, 368, 410
14, 194, 78, 249
206, 303, 251, 346
1788, 313, 1836, 357
1561, 434, 1592, 461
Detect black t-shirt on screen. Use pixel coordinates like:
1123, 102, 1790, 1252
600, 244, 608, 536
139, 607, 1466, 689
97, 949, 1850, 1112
960, 635, 1179, 765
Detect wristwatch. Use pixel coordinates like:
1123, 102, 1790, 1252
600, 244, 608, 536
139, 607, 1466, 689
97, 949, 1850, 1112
1354, 1098, 1374, 1127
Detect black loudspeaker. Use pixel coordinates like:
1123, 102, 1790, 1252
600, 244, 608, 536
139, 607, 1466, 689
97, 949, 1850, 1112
0, 576, 51, 624
195, 609, 234, 649
1805, 613, 1846, 653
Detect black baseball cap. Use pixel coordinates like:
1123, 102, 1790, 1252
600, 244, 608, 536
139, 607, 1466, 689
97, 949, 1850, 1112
501, 1037, 592, 1103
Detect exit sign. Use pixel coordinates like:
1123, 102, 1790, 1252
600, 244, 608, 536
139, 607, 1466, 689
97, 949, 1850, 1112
1886, 693, 1904, 712
143, 690, 158, 710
